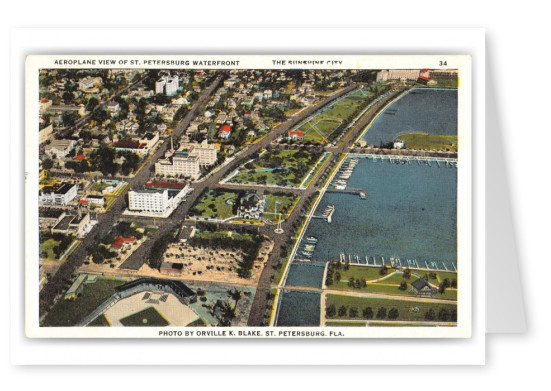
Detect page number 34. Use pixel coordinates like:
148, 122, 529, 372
439, 60, 448, 66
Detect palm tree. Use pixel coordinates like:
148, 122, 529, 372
227, 289, 243, 311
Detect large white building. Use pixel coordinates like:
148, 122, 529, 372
128, 182, 191, 214
128, 187, 169, 213
155, 151, 201, 179
39, 182, 79, 206
376, 69, 421, 82
44, 139, 77, 158
179, 139, 219, 166
155, 75, 179, 96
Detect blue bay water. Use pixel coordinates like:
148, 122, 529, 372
361, 88, 458, 145
303, 157, 458, 266
285, 263, 326, 288
276, 290, 321, 326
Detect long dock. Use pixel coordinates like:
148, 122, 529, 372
326, 187, 367, 199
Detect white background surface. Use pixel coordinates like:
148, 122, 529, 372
1, 0, 547, 388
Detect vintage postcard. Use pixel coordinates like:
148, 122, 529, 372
25, 55, 471, 338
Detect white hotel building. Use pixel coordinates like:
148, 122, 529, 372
128, 187, 169, 213
155, 75, 179, 96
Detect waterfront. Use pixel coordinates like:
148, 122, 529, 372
300, 156, 458, 270
360, 88, 458, 146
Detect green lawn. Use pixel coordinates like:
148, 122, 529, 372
395, 133, 458, 151
327, 265, 457, 300
230, 149, 322, 187
326, 320, 366, 327
326, 294, 457, 323
120, 306, 170, 327
262, 192, 300, 222
190, 189, 238, 219
40, 238, 61, 259
42, 278, 126, 327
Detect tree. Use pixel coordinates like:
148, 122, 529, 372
42, 157, 54, 170
326, 304, 336, 318
399, 281, 407, 291
438, 308, 450, 321
338, 305, 347, 317
403, 268, 411, 279
227, 289, 242, 311
425, 308, 436, 321
62, 111, 80, 127
388, 308, 399, 320
362, 307, 374, 319
86, 97, 99, 111
376, 307, 387, 319
349, 307, 358, 318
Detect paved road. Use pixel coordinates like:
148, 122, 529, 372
39, 75, 223, 316
246, 85, 411, 326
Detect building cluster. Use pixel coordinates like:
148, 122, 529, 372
182, 69, 349, 151
376, 69, 458, 86
155, 139, 219, 179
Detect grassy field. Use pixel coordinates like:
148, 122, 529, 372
326, 320, 366, 327
396, 133, 458, 151
120, 306, 170, 327
42, 278, 126, 327
190, 189, 237, 219
326, 294, 457, 322
230, 149, 322, 187
293, 88, 376, 144
262, 193, 300, 223
327, 265, 457, 300
40, 238, 61, 259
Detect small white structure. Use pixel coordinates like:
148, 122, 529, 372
394, 139, 405, 149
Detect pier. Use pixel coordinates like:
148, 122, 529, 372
326, 187, 367, 199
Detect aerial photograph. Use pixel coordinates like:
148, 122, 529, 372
35, 65, 460, 330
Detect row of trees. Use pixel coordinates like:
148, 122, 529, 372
326, 305, 400, 320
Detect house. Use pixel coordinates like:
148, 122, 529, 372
106, 101, 120, 114
110, 236, 135, 251
114, 139, 149, 156
216, 111, 228, 124
44, 139, 77, 158
288, 130, 305, 141
218, 124, 232, 140
237, 190, 266, 219
411, 278, 438, 297
417, 75, 437, 86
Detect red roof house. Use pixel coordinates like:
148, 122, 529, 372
218, 124, 232, 139
288, 130, 305, 140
